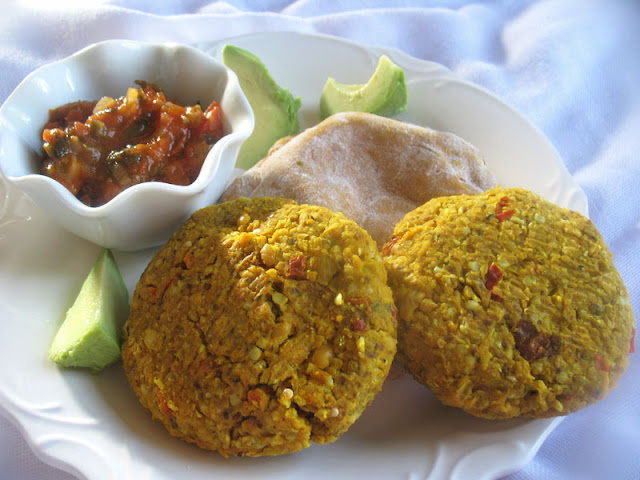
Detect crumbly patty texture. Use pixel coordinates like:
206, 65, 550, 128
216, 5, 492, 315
383, 187, 635, 419
122, 197, 397, 456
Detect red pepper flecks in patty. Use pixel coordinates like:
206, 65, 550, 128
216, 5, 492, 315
286, 255, 307, 279
382, 235, 400, 256
484, 263, 504, 302
40, 80, 224, 207
484, 263, 503, 291
155, 388, 175, 417
512, 320, 552, 362
351, 317, 368, 332
595, 354, 609, 372
490, 292, 505, 303
495, 196, 515, 222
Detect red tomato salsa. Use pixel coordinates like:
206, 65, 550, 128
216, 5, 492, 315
40, 81, 224, 207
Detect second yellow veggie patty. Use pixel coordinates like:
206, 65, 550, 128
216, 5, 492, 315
383, 187, 634, 419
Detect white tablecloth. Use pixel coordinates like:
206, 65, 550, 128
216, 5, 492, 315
1, 1, 638, 479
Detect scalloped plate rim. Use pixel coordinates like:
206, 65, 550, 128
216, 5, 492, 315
0, 31, 587, 480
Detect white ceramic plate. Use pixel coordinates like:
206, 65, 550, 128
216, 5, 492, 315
0, 32, 587, 480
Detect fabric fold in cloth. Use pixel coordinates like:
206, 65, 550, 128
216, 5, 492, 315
0, 1, 638, 479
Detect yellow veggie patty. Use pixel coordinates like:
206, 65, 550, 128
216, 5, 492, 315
383, 187, 634, 419
122, 197, 397, 456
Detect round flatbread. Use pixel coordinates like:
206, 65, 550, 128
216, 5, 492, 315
221, 111, 497, 246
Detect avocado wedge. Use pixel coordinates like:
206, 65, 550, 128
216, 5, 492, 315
222, 44, 302, 169
48, 248, 129, 373
320, 55, 408, 119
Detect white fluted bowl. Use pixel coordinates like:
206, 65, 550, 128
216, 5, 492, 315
0, 40, 253, 251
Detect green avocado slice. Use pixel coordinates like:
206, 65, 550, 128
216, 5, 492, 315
48, 248, 129, 373
222, 44, 301, 169
320, 55, 408, 119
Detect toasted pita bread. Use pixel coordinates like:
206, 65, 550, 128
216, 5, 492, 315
221, 111, 497, 246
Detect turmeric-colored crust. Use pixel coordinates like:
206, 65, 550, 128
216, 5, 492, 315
383, 187, 634, 419
122, 197, 396, 455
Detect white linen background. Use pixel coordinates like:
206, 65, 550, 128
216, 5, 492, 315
0, 1, 638, 479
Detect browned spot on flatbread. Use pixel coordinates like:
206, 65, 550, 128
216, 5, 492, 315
221, 112, 497, 246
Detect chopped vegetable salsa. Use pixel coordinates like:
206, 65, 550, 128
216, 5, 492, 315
40, 81, 224, 207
